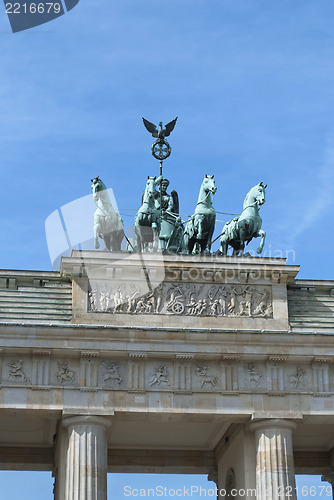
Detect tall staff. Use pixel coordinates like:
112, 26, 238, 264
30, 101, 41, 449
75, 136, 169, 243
142, 117, 178, 216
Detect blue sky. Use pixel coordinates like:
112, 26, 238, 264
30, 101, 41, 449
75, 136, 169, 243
0, 0, 334, 277
0, 0, 333, 498
0, 471, 328, 500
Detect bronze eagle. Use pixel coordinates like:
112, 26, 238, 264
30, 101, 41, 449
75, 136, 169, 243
142, 117, 178, 142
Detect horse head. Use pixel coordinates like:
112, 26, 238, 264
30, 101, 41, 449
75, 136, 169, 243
244, 182, 267, 208
203, 175, 217, 195
143, 176, 158, 204
91, 176, 116, 218
91, 176, 105, 202
256, 182, 267, 206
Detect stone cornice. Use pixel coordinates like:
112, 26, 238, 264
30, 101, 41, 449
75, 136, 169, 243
61, 251, 300, 283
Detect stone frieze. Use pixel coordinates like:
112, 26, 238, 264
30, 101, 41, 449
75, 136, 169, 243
87, 281, 273, 318
0, 356, 332, 395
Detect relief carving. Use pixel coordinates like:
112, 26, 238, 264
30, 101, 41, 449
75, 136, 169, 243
253, 289, 272, 317
289, 367, 308, 388
196, 366, 217, 388
88, 289, 98, 312
246, 363, 263, 387
103, 362, 122, 385
8, 360, 29, 382
2, 355, 322, 397
166, 286, 186, 314
149, 365, 170, 387
88, 281, 273, 318
56, 361, 76, 384
126, 288, 140, 313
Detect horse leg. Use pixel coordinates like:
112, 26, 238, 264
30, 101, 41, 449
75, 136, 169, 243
113, 229, 124, 252
181, 232, 189, 254
113, 231, 121, 252
183, 231, 194, 255
101, 233, 111, 251
152, 223, 159, 252
238, 227, 247, 256
197, 220, 203, 240
199, 238, 209, 254
94, 220, 101, 249
193, 242, 202, 254
185, 236, 195, 255
134, 225, 142, 252
196, 215, 204, 240
256, 230, 266, 254
109, 231, 117, 252
187, 236, 194, 255
206, 224, 215, 253
220, 235, 228, 255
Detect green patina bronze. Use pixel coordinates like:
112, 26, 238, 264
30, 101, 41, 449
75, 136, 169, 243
182, 175, 217, 254
133, 175, 161, 252
91, 176, 267, 256
220, 182, 267, 256
91, 118, 268, 256
142, 117, 177, 161
91, 176, 124, 251
154, 178, 182, 252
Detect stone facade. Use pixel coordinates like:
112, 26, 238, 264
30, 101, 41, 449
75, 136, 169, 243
0, 253, 333, 500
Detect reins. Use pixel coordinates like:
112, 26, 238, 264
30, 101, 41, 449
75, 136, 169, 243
94, 198, 114, 217
196, 189, 216, 206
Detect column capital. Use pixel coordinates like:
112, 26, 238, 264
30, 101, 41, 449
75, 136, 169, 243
62, 414, 111, 431
250, 418, 298, 433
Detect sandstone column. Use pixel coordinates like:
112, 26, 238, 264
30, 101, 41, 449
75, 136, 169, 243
63, 415, 110, 500
250, 419, 297, 500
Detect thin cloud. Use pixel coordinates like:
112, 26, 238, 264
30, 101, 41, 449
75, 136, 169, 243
286, 131, 334, 245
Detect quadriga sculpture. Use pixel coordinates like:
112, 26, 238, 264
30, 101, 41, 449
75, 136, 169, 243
182, 175, 217, 254
220, 182, 267, 256
134, 176, 161, 252
91, 176, 124, 251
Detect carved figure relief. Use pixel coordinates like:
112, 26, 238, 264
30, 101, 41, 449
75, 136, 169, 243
126, 288, 140, 313
246, 363, 263, 387
103, 362, 122, 385
88, 281, 273, 318
149, 365, 170, 387
166, 286, 185, 314
1, 355, 331, 395
289, 367, 308, 388
253, 288, 271, 317
88, 289, 98, 312
196, 366, 217, 388
56, 361, 76, 384
8, 360, 28, 382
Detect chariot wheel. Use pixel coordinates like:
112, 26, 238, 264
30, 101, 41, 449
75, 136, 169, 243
172, 301, 184, 314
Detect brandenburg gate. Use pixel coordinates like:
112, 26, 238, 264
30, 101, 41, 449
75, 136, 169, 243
0, 251, 333, 499
0, 120, 333, 499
